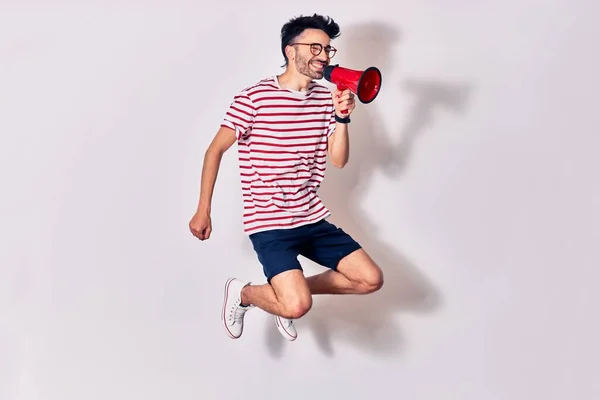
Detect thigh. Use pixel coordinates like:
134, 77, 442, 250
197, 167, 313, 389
336, 248, 384, 288
300, 219, 362, 271
269, 269, 312, 312
249, 228, 304, 283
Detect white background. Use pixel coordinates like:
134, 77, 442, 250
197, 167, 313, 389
1, 1, 599, 399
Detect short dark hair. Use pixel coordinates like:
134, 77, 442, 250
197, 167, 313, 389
280, 14, 341, 66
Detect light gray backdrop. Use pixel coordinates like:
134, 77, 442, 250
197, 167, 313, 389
1, 1, 598, 399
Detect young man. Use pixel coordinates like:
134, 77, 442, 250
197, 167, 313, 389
189, 14, 384, 341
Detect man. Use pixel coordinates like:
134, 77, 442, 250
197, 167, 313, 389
189, 14, 384, 341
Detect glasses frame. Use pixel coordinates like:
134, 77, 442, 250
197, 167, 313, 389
290, 42, 337, 58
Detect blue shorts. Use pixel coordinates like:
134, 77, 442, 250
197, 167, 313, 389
248, 218, 362, 282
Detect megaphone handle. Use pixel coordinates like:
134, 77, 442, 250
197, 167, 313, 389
336, 84, 348, 115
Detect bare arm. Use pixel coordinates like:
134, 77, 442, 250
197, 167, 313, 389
327, 88, 355, 168
196, 125, 237, 215
327, 122, 350, 168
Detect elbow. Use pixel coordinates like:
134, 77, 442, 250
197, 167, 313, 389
331, 159, 347, 169
328, 148, 348, 168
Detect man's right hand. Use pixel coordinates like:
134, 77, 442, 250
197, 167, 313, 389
189, 211, 212, 240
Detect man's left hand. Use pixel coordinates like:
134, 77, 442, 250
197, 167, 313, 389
333, 88, 355, 117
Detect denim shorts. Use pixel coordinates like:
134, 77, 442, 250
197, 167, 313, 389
248, 218, 362, 282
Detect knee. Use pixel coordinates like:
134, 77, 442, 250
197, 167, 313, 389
281, 295, 312, 319
358, 267, 384, 294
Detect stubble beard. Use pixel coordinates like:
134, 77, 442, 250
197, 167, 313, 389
295, 56, 325, 80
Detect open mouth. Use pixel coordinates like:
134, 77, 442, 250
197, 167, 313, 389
311, 61, 327, 70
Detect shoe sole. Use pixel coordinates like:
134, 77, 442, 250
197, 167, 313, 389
275, 315, 297, 341
221, 278, 240, 339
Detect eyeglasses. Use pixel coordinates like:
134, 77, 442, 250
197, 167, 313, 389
290, 42, 337, 58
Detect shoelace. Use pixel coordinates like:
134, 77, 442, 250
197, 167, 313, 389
233, 307, 246, 324
230, 302, 252, 324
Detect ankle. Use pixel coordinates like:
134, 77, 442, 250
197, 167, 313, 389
240, 284, 251, 306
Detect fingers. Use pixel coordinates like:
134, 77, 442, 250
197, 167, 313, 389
335, 89, 353, 100
200, 227, 212, 240
193, 231, 209, 240
338, 96, 354, 106
334, 89, 355, 114
189, 222, 211, 241
336, 96, 355, 114
197, 227, 211, 240
339, 97, 355, 108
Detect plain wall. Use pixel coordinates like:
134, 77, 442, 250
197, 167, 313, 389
1, 1, 599, 399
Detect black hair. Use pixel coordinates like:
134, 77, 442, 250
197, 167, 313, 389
280, 14, 341, 66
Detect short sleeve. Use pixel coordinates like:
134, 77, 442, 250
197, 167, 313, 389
221, 92, 256, 140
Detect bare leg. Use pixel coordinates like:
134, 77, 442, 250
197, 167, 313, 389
241, 269, 312, 319
305, 249, 384, 295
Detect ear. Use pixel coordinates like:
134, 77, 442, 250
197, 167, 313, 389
285, 44, 295, 60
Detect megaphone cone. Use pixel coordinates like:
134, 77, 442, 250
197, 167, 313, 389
323, 64, 382, 104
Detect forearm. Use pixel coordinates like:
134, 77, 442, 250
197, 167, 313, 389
197, 147, 224, 214
328, 122, 350, 168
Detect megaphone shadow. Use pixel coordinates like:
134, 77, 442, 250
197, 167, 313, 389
263, 21, 473, 357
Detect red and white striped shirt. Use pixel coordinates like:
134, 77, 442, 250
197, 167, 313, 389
221, 76, 337, 235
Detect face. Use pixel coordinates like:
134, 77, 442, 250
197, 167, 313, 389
287, 29, 337, 79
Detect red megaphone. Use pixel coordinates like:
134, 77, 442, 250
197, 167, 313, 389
323, 64, 382, 104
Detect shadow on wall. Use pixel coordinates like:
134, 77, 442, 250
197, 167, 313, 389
264, 21, 473, 357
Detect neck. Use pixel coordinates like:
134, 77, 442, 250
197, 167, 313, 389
277, 68, 312, 91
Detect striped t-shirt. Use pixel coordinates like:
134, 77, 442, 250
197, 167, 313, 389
221, 75, 337, 235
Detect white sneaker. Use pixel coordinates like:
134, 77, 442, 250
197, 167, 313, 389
274, 315, 297, 341
221, 278, 253, 339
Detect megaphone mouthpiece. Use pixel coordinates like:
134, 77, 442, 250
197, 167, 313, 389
323, 64, 382, 104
